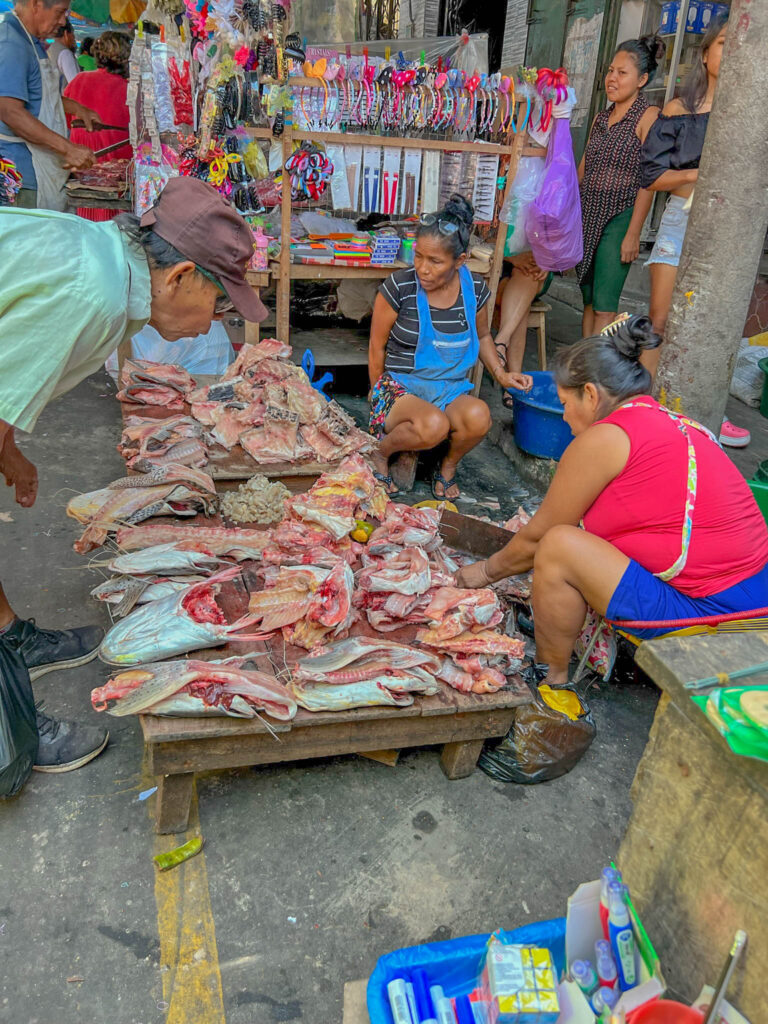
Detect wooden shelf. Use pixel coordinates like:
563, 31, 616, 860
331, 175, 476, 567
292, 128, 515, 157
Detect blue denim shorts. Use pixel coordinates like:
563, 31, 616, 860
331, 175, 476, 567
606, 559, 768, 639
646, 194, 690, 268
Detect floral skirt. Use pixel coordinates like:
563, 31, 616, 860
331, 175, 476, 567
368, 372, 407, 439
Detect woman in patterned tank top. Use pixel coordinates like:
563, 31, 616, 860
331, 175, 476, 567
577, 36, 664, 337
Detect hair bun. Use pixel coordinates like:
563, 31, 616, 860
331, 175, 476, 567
640, 33, 666, 61
443, 193, 474, 228
605, 314, 662, 359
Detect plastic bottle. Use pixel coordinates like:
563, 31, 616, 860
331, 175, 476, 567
599, 867, 618, 939
590, 985, 619, 1016
595, 939, 619, 991
608, 879, 637, 990
571, 959, 599, 997
251, 225, 269, 270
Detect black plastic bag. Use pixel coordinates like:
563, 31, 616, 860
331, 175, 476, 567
0, 640, 38, 797
479, 687, 596, 785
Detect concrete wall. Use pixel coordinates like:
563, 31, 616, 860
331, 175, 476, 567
398, 0, 440, 38
500, 0, 529, 69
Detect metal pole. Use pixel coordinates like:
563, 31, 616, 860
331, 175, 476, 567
664, 0, 690, 104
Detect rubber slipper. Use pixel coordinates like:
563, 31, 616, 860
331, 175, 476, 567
432, 471, 459, 501
372, 469, 399, 496
502, 391, 515, 410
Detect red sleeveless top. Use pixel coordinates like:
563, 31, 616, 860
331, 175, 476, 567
582, 399, 768, 597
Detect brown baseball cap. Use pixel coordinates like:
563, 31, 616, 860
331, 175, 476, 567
140, 177, 267, 322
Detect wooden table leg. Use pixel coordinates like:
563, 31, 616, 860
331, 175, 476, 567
155, 772, 195, 834
440, 738, 485, 780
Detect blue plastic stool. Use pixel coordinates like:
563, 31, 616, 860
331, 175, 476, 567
301, 348, 333, 400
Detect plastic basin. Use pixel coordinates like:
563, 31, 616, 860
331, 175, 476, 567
508, 370, 574, 460
759, 356, 768, 418
630, 999, 704, 1024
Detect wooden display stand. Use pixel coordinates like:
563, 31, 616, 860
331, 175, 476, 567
255, 89, 532, 360
619, 632, 768, 1022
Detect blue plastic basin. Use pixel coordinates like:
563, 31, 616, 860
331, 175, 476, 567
508, 370, 574, 460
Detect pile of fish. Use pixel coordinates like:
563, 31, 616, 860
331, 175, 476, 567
117, 359, 196, 410
66, 464, 218, 553
115, 340, 374, 474
83, 453, 526, 719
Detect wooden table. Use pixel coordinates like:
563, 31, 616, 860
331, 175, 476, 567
618, 632, 768, 1021
143, 670, 529, 833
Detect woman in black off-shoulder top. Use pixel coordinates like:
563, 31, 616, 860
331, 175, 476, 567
639, 18, 726, 369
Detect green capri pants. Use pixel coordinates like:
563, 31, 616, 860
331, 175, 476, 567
579, 206, 634, 312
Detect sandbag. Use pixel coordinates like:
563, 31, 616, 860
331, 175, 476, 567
0, 641, 38, 798
479, 686, 596, 785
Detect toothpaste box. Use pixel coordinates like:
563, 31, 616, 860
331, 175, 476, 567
481, 942, 560, 1023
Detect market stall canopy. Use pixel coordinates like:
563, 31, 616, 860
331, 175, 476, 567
71, 0, 145, 24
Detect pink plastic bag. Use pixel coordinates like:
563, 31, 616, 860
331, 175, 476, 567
527, 118, 583, 272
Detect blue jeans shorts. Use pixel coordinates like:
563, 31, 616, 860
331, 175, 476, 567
606, 559, 768, 639
646, 194, 690, 268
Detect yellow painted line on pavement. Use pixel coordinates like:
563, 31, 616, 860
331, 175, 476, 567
153, 783, 226, 1024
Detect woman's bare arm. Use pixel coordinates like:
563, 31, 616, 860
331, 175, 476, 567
368, 293, 398, 390
482, 423, 630, 581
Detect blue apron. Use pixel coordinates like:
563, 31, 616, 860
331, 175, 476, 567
392, 265, 479, 410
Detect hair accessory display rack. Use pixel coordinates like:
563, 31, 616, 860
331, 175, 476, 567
246, 81, 539, 393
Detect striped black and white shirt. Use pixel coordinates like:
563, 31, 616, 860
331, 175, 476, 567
379, 268, 491, 375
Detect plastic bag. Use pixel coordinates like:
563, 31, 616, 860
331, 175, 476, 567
501, 156, 547, 257
478, 686, 595, 784
527, 118, 584, 272
0, 641, 38, 798
105, 322, 234, 380
729, 338, 764, 408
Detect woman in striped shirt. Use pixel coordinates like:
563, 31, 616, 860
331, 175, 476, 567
368, 195, 532, 499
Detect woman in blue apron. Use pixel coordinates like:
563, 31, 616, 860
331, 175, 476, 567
369, 194, 532, 499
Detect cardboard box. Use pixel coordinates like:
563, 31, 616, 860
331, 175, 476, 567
566, 880, 665, 1019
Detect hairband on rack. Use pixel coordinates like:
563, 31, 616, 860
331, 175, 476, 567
536, 66, 568, 132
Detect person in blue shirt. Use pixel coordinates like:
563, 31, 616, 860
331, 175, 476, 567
0, 0, 97, 209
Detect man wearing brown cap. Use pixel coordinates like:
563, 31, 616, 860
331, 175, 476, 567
0, 177, 266, 788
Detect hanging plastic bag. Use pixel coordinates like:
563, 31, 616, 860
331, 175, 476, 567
501, 156, 547, 256
0, 642, 38, 798
478, 684, 596, 784
527, 117, 584, 272
105, 322, 235, 381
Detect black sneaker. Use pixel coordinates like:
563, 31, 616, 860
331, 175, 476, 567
3, 618, 103, 681
33, 708, 109, 773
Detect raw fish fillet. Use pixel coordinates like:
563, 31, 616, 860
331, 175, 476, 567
296, 636, 440, 683
368, 504, 441, 553
114, 524, 267, 559
357, 546, 431, 596
92, 655, 296, 720
289, 679, 413, 712
416, 628, 526, 658
222, 339, 292, 380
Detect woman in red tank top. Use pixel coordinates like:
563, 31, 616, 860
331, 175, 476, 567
456, 315, 768, 687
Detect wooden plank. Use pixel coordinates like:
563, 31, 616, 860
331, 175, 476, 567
155, 772, 195, 834
618, 695, 768, 1021
147, 706, 516, 775
278, 124, 293, 342
292, 129, 514, 158
284, 263, 405, 281
343, 979, 370, 1024
440, 738, 485, 779
358, 748, 400, 767
635, 632, 768, 795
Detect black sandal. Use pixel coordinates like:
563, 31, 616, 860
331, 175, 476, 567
432, 470, 459, 501
502, 391, 515, 410
373, 469, 399, 496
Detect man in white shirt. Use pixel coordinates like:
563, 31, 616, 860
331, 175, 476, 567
47, 19, 79, 89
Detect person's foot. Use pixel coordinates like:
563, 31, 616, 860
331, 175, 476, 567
432, 463, 460, 501
370, 450, 399, 495
502, 391, 515, 411
33, 708, 109, 773
719, 420, 751, 448
2, 618, 103, 681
